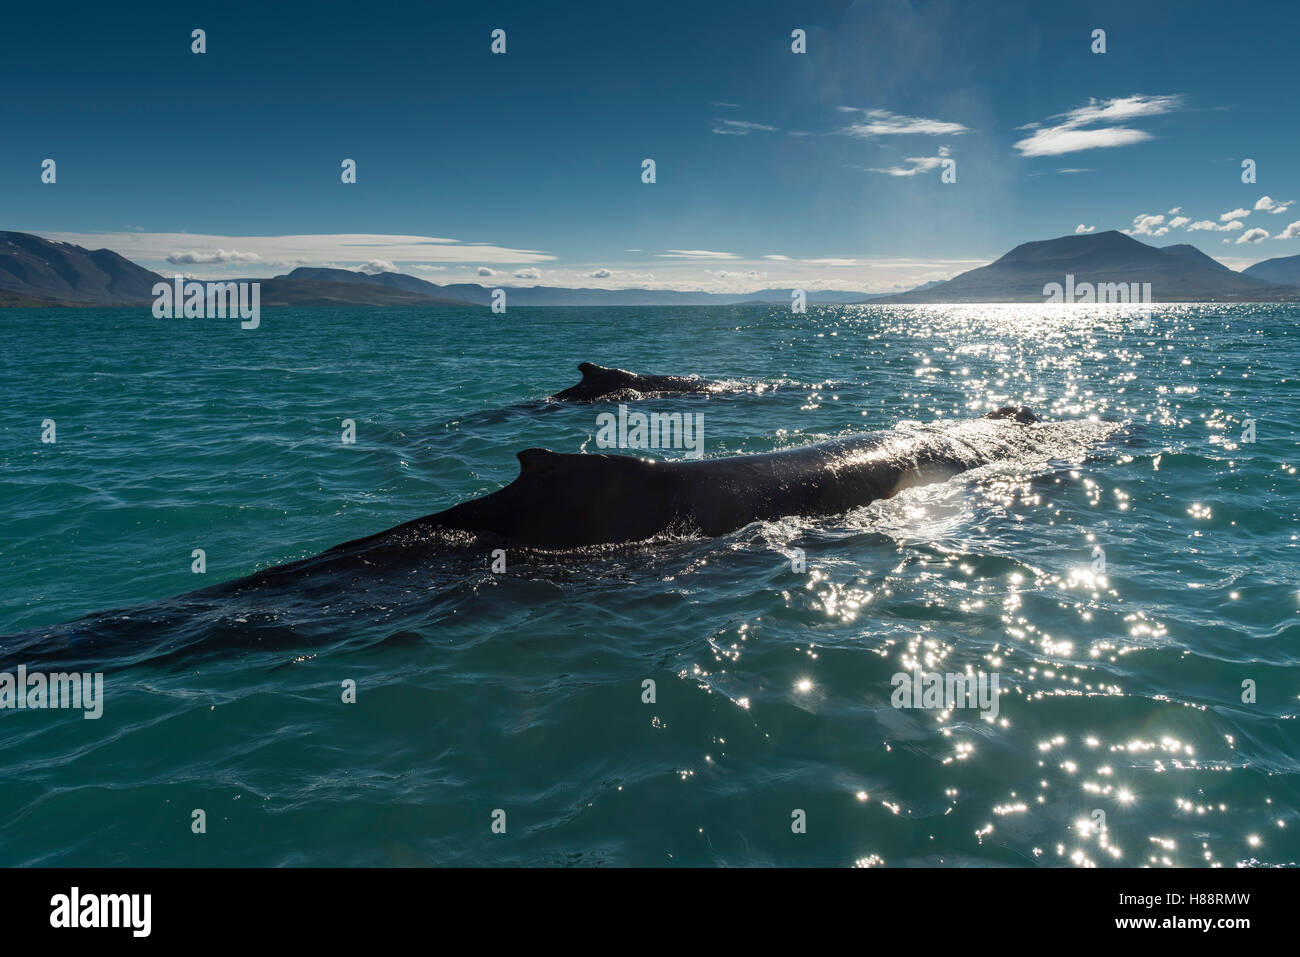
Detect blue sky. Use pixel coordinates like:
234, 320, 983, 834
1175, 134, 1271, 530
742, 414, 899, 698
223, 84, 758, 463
3, 0, 1297, 291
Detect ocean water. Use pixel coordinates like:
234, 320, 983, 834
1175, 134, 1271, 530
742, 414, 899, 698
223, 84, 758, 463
0, 302, 1296, 867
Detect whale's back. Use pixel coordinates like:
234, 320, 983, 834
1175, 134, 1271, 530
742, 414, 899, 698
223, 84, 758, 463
396, 414, 1118, 548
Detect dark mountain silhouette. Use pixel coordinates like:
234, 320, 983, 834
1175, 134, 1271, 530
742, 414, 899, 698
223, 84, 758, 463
277, 266, 875, 305
252, 279, 475, 307
0, 233, 474, 307
0, 231, 164, 304
0, 235, 876, 307
3, 229, 1296, 308
873, 231, 1299, 303
1158, 243, 1240, 275
1242, 252, 1300, 286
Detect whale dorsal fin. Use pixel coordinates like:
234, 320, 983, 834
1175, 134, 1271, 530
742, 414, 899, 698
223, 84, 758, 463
517, 447, 568, 476
577, 362, 632, 382
517, 447, 641, 481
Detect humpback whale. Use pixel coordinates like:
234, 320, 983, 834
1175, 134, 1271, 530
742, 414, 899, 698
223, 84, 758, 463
315, 407, 1115, 555
3, 406, 1119, 668
549, 362, 722, 402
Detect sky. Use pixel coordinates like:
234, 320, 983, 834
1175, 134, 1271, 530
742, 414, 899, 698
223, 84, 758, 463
3, 0, 1297, 292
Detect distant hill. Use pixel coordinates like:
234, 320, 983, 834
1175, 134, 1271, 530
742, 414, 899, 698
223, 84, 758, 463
874, 231, 1299, 303
0, 233, 475, 307
1242, 253, 1300, 286
0, 231, 164, 304
253, 278, 476, 308
277, 267, 876, 306
850, 279, 945, 303
0, 234, 881, 307
1157, 242, 1241, 275
5, 228, 1297, 309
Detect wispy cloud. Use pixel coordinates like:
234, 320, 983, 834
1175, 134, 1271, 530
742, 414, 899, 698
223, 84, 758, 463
711, 118, 778, 136
1014, 94, 1183, 157
1220, 207, 1252, 221
837, 108, 969, 138
657, 249, 741, 260
41, 231, 554, 270
1187, 219, 1244, 232
859, 145, 952, 177
1075, 224, 1095, 234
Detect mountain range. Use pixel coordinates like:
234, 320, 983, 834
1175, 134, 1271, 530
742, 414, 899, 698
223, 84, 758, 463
0, 231, 164, 305
2, 229, 1298, 308
1241, 253, 1300, 287
274, 265, 879, 306
872, 231, 1300, 303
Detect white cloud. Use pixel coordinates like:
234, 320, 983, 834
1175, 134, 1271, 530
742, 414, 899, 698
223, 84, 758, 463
42, 232, 554, 277
863, 156, 943, 177
1125, 213, 1169, 237
1058, 168, 1095, 174
1220, 207, 1252, 221
837, 108, 969, 138
477, 266, 496, 276
1013, 94, 1183, 157
1075, 224, 1095, 233
1236, 228, 1270, 244
589, 268, 611, 278
166, 248, 263, 265
657, 249, 741, 260
712, 118, 778, 135
1256, 195, 1295, 214
443, 254, 991, 295
358, 259, 396, 274
1168, 207, 1182, 215
513, 267, 542, 279
1275, 221, 1300, 240
710, 101, 742, 108
1187, 219, 1244, 232
861, 145, 952, 177
1168, 216, 1190, 228
763, 254, 792, 261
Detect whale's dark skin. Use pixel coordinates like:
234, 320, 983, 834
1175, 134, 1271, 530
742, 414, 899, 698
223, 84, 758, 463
3, 406, 1117, 669
313, 406, 1108, 557
549, 362, 722, 402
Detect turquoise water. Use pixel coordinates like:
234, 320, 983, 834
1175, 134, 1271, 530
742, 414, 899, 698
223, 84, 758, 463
0, 303, 1296, 867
